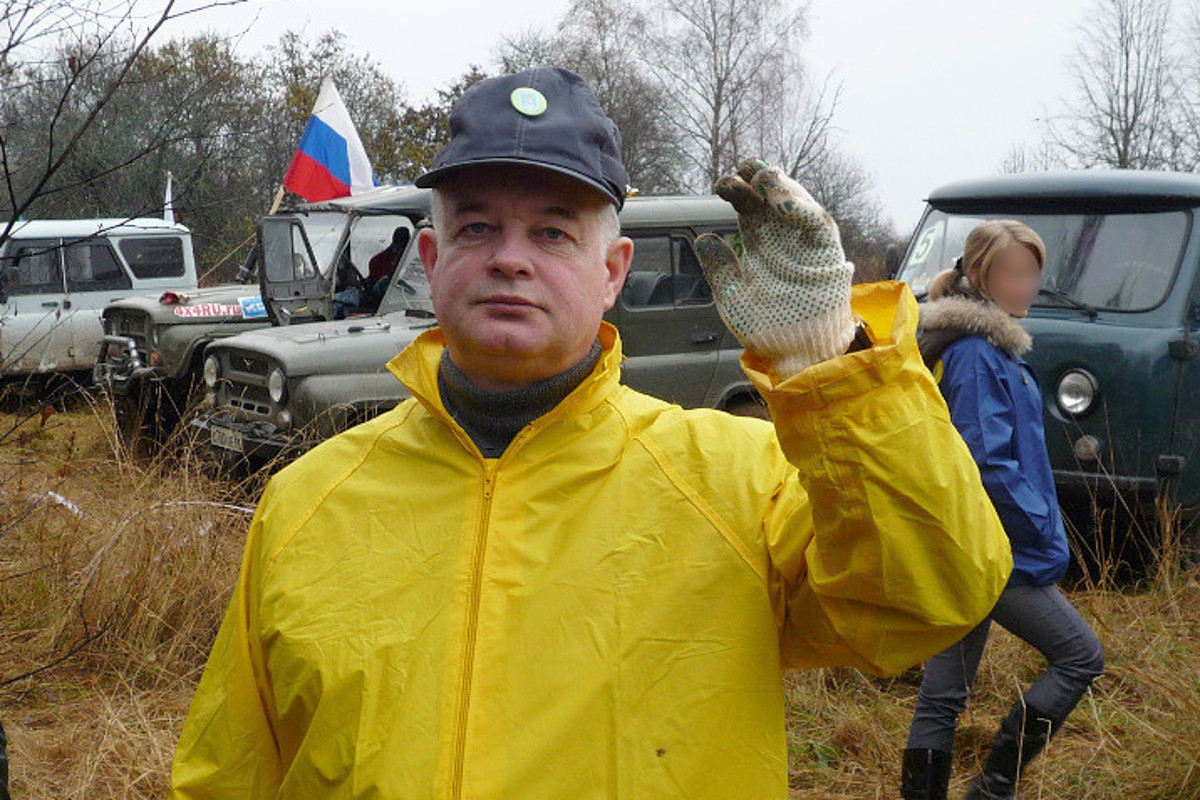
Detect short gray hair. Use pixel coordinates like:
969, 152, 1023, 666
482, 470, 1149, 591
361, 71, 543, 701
596, 203, 620, 245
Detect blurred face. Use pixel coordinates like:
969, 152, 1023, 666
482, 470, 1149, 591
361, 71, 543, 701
418, 166, 633, 390
978, 243, 1042, 318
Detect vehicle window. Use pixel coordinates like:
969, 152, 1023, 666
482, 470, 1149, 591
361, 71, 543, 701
297, 211, 349, 275
264, 223, 318, 282
65, 239, 132, 292
118, 237, 186, 278
622, 233, 719, 309
899, 209, 1190, 311
1, 239, 64, 295
622, 236, 674, 308
674, 237, 713, 305
897, 212, 986, 295
338, 214, 412, 287
1055, 213, 1186, 309
377, 240, 434, 315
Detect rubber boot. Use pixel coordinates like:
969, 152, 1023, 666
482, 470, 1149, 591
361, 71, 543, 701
901, 748, 952, 800
962, 701, 1058, 800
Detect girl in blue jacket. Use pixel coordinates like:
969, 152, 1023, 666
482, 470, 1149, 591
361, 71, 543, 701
900, 220, 1104, 800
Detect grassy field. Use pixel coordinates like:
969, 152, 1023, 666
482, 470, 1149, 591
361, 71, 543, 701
1, 400, 1198, 798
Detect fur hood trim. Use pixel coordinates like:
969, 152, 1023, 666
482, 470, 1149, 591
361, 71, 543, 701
917, 295, 1032, 366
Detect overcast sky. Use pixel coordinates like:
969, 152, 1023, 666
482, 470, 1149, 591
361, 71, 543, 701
165, 0, 1093, 232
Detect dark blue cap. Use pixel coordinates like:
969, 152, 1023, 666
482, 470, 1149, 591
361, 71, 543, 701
415, 67, 630, 209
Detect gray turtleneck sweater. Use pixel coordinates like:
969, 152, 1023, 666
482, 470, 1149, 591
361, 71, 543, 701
437, 341, 604, 458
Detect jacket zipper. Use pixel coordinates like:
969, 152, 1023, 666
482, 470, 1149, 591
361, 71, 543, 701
449, 461, 497, 799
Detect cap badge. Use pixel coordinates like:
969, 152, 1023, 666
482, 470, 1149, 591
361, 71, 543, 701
510, 87, 548, 117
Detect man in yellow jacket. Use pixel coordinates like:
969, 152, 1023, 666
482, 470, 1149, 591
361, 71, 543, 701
171, 67, 1011, 799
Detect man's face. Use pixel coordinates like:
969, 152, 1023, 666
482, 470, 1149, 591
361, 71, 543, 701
418, 166, 632, 390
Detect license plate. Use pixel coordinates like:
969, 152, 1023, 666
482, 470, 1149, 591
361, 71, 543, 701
210, 425, 244, 453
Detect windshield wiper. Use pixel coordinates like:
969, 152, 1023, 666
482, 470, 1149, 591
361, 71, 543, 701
1038, 287, 1098, 319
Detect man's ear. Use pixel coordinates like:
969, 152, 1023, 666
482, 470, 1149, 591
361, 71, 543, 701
418, 227, 439, 283
602, 236, 634, 310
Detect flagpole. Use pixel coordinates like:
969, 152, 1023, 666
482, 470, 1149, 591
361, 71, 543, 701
163, 170, 175, 224
268, 184, 286, 214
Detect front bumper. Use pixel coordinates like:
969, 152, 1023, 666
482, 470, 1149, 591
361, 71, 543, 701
193, 411, 308, 469
93, 335, 162, 396
1053, 468, 1159, 502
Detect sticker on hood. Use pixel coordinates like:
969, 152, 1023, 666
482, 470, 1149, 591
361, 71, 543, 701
239, 296, 268, 319
173, 302, 246, 318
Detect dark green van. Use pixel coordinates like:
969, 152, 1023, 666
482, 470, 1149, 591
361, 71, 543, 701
898, 171, 1200, 525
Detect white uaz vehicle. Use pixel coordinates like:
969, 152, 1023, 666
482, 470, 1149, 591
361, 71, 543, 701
0, 218, 198, 383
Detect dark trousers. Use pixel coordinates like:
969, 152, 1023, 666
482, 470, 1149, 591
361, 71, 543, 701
906, 583, 1104, 752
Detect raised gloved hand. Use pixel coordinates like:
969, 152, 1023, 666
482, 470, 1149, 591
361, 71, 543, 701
695, 158, 856, 379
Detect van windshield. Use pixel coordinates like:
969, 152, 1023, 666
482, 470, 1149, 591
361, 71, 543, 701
900, 209, 1191, 311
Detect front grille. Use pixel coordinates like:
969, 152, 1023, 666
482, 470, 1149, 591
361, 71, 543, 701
226, 352, 270, 379
229, 394, 272, 416
216, 348, 276, 421
105, 312, 149, 361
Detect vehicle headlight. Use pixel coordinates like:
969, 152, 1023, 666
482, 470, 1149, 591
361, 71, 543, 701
268, 368, 286, 403
203, 355, 219, 388
1057, 370, 1098, 416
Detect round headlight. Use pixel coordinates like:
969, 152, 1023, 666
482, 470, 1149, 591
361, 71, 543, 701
203, 355, 219, 388
1057, 370, 1097, 416
268, 368, 286, 403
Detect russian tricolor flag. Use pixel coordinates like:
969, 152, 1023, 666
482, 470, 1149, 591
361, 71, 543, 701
283, 77, 376, 202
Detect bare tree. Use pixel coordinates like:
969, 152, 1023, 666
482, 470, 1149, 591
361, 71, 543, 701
0, 0, 249, 246
495, 25, 565, 73
557, 0, 686, 193
750, 70, 841, 182
393, 65, 488, 182
1171, 0, 1200, 167
641, 0, 823, 190
496, 0, 685, 193
1000, 140, 1066, 174
795, 148, 898, 279
1050, 0, 1184, 169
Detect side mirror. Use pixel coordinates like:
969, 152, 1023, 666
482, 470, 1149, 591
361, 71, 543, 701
885, 243, 901, 279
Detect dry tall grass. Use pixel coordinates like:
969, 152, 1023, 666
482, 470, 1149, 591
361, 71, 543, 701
1, 394, 254, 798
1, 400, 1198, 798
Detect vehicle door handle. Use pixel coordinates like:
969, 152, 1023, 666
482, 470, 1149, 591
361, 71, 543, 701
691, 331, 718, 344
41, 301, 59, 308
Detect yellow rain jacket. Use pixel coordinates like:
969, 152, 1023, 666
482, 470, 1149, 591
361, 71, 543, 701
171, 281, 1010, 799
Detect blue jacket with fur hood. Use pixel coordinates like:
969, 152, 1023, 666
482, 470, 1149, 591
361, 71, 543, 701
918, 293, 1070, 586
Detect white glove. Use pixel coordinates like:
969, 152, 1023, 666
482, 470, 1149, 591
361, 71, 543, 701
695, 158, 856, 379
